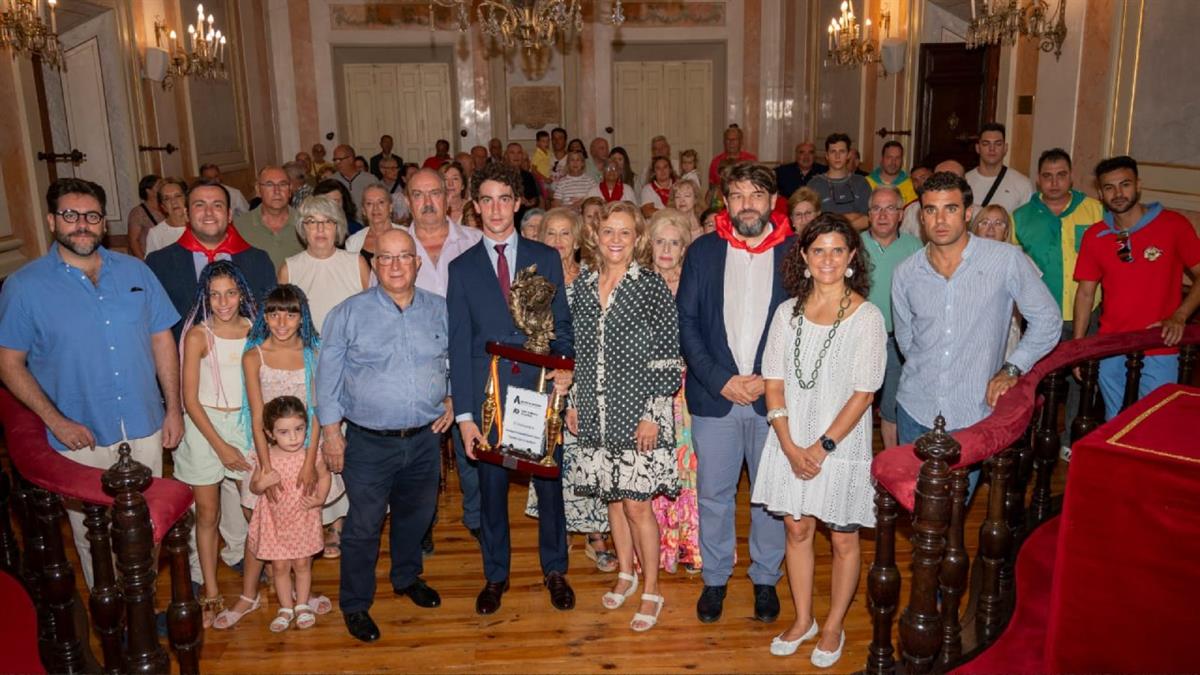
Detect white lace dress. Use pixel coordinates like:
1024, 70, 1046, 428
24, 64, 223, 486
751, 299, 886, 528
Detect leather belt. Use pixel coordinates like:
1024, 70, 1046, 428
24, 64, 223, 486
346, 419, 432, 438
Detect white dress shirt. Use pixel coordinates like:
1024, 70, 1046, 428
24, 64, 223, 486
407, 218, 483, 297
723, 236, 775, 375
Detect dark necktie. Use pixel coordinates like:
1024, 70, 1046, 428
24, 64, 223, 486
494, 243, 510, 302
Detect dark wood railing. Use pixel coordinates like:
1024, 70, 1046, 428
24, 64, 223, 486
865, 326, 1200, 673
0, 389, 200, 674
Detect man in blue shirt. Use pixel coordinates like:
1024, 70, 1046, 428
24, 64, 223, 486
317, 228, 454, 643
892, 172, 1060, 488
0, 178, 182, 588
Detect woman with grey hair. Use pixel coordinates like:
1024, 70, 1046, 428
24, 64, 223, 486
278, 195, 370, 333
344, 182, 402, 263
520, 208, 546, 240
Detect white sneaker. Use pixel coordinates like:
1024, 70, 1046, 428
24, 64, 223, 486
810, 630, 845, 668
1060, 445, 1072, 462
769, 619, 818, 656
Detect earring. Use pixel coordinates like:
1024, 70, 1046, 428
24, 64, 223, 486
803, 269, 812, 279
845, 268, 854, 278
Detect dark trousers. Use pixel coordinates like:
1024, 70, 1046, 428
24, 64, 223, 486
477, 444, 567, 583
425, 425, 482, 539
339, 424, 440, 613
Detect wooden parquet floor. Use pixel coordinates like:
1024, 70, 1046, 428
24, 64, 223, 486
61, 432, 1067, 674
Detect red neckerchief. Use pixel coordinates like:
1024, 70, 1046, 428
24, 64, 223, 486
176, 223, 252, 263
599, 181, 624, 202
650, 179, 673, 206
715, 210, 793, 254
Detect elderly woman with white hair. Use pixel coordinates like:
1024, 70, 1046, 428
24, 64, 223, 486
279, 195, 370, 333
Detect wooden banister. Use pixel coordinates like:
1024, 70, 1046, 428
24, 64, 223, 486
867, 328, 1200, 673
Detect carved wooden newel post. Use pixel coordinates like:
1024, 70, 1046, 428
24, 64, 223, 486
977, 448, 1014, 641
166, 512, 201, 674
899, 415, 959, 673
103, 443, 169, 673
83, 502, 124, 673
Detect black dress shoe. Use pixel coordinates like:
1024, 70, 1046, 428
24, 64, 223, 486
344, 611, 381, 643
475, 580, 509, 615
394, 578, 441, 608
544, 571, 575, 611
696, 584, 727, 623
753, 584, 780, 623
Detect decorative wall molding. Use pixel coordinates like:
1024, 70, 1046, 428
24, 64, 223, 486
619, 2, 726, 27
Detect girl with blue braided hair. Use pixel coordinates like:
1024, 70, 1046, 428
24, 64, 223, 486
213, 284, 341, 629
175, 260, 256, 628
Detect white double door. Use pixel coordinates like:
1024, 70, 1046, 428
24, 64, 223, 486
344, 63, 453, 164
613, 60, 713, 179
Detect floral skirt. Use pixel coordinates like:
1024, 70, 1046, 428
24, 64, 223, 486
651, 391, 702, 572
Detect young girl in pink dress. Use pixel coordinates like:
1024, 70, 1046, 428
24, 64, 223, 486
249, 395, 330, 631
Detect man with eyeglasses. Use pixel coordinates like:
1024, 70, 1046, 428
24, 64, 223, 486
448, 161, 575, 617
233, 165, 304, 268
863, 186, 923, 449
369, 134, 400, 179
404, 168, 482, 551
1073, 155, 1200, 420
332, 144, 370, 211
892, 172, 1059, 497
965, 122, 1034, 215
0, 178, 182, 589
317, 228, 454, 642
808, 133, 871, 231
199, 163, 250, 217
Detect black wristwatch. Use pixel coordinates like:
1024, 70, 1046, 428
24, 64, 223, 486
1001, 362, 1023, 378
819, 435, 837, 453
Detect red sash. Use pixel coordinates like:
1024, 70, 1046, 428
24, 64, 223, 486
599, 181, 624, 203
714, 210, 793, 254
175, 224, 252, 263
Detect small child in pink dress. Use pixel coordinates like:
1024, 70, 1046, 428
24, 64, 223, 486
248, 395, 330, 632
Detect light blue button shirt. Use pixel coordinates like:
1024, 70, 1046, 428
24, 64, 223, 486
892, 235, 1062, 429
316, 286, 449, 429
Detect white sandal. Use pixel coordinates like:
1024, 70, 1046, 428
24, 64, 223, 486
601, 572, 638, 609
212, 594, 264, 630
294, 603, 316, 630
269, 607, 295, 633
630, 593, 665, 632
294, 592, 332, 615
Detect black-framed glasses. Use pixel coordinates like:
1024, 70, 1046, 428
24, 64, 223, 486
1115, 231, 1133, 263
55, 209, 105, 225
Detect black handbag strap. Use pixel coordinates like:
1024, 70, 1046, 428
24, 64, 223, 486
980, 165, 1008, 207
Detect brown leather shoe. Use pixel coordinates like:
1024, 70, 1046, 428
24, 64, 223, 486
475, 580, 509, 615
544, 571, 575, 611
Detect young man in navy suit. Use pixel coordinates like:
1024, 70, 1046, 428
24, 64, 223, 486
676, 162, 795, 624
447, 161, 576, 615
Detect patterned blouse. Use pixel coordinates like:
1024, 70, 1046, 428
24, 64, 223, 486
570, 262, 684, 451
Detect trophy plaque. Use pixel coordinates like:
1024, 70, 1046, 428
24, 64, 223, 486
474, 265, 573, 479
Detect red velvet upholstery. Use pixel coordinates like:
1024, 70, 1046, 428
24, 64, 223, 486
872, 325, 1200, 511
0, 389, 193, 544
0, 570, 43, 674
1044, 384, 1200, 672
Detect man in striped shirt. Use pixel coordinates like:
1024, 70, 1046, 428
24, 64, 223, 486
550, 151, 597, 210
892, 172, 1060, 491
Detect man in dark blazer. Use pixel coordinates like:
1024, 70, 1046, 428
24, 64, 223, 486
145, 180, 276, 339
448, 161, 575, 616
676, 162, 795, 625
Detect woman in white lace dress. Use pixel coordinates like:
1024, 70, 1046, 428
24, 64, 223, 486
751, 213, 885, 668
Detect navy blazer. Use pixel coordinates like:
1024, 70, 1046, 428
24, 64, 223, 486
676, 231, 795, 417
145, 242, 277, 339
447, 236, 573, 436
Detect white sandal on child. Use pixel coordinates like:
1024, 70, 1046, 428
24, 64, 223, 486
269, 607, 295, 633
294, 592, 332, 615
212, 594, 264, 630
601, 572, 638, 609
294, 603, 316, 630
630, 593, 665, 632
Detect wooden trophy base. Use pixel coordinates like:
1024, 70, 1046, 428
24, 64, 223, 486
473, 441, 560, 479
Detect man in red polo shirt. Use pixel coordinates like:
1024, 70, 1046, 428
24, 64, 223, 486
1073, 155, 1200, 419
707, 125, 757, 189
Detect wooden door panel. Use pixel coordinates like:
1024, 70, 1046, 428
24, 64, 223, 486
915, 44, 999, 169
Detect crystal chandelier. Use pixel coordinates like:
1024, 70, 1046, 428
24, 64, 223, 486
0, 0, 63, 69
966, 0, 1068, 60
430, 0, 625, 52
825, 1, 880, 68
153, 3, 228, 89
